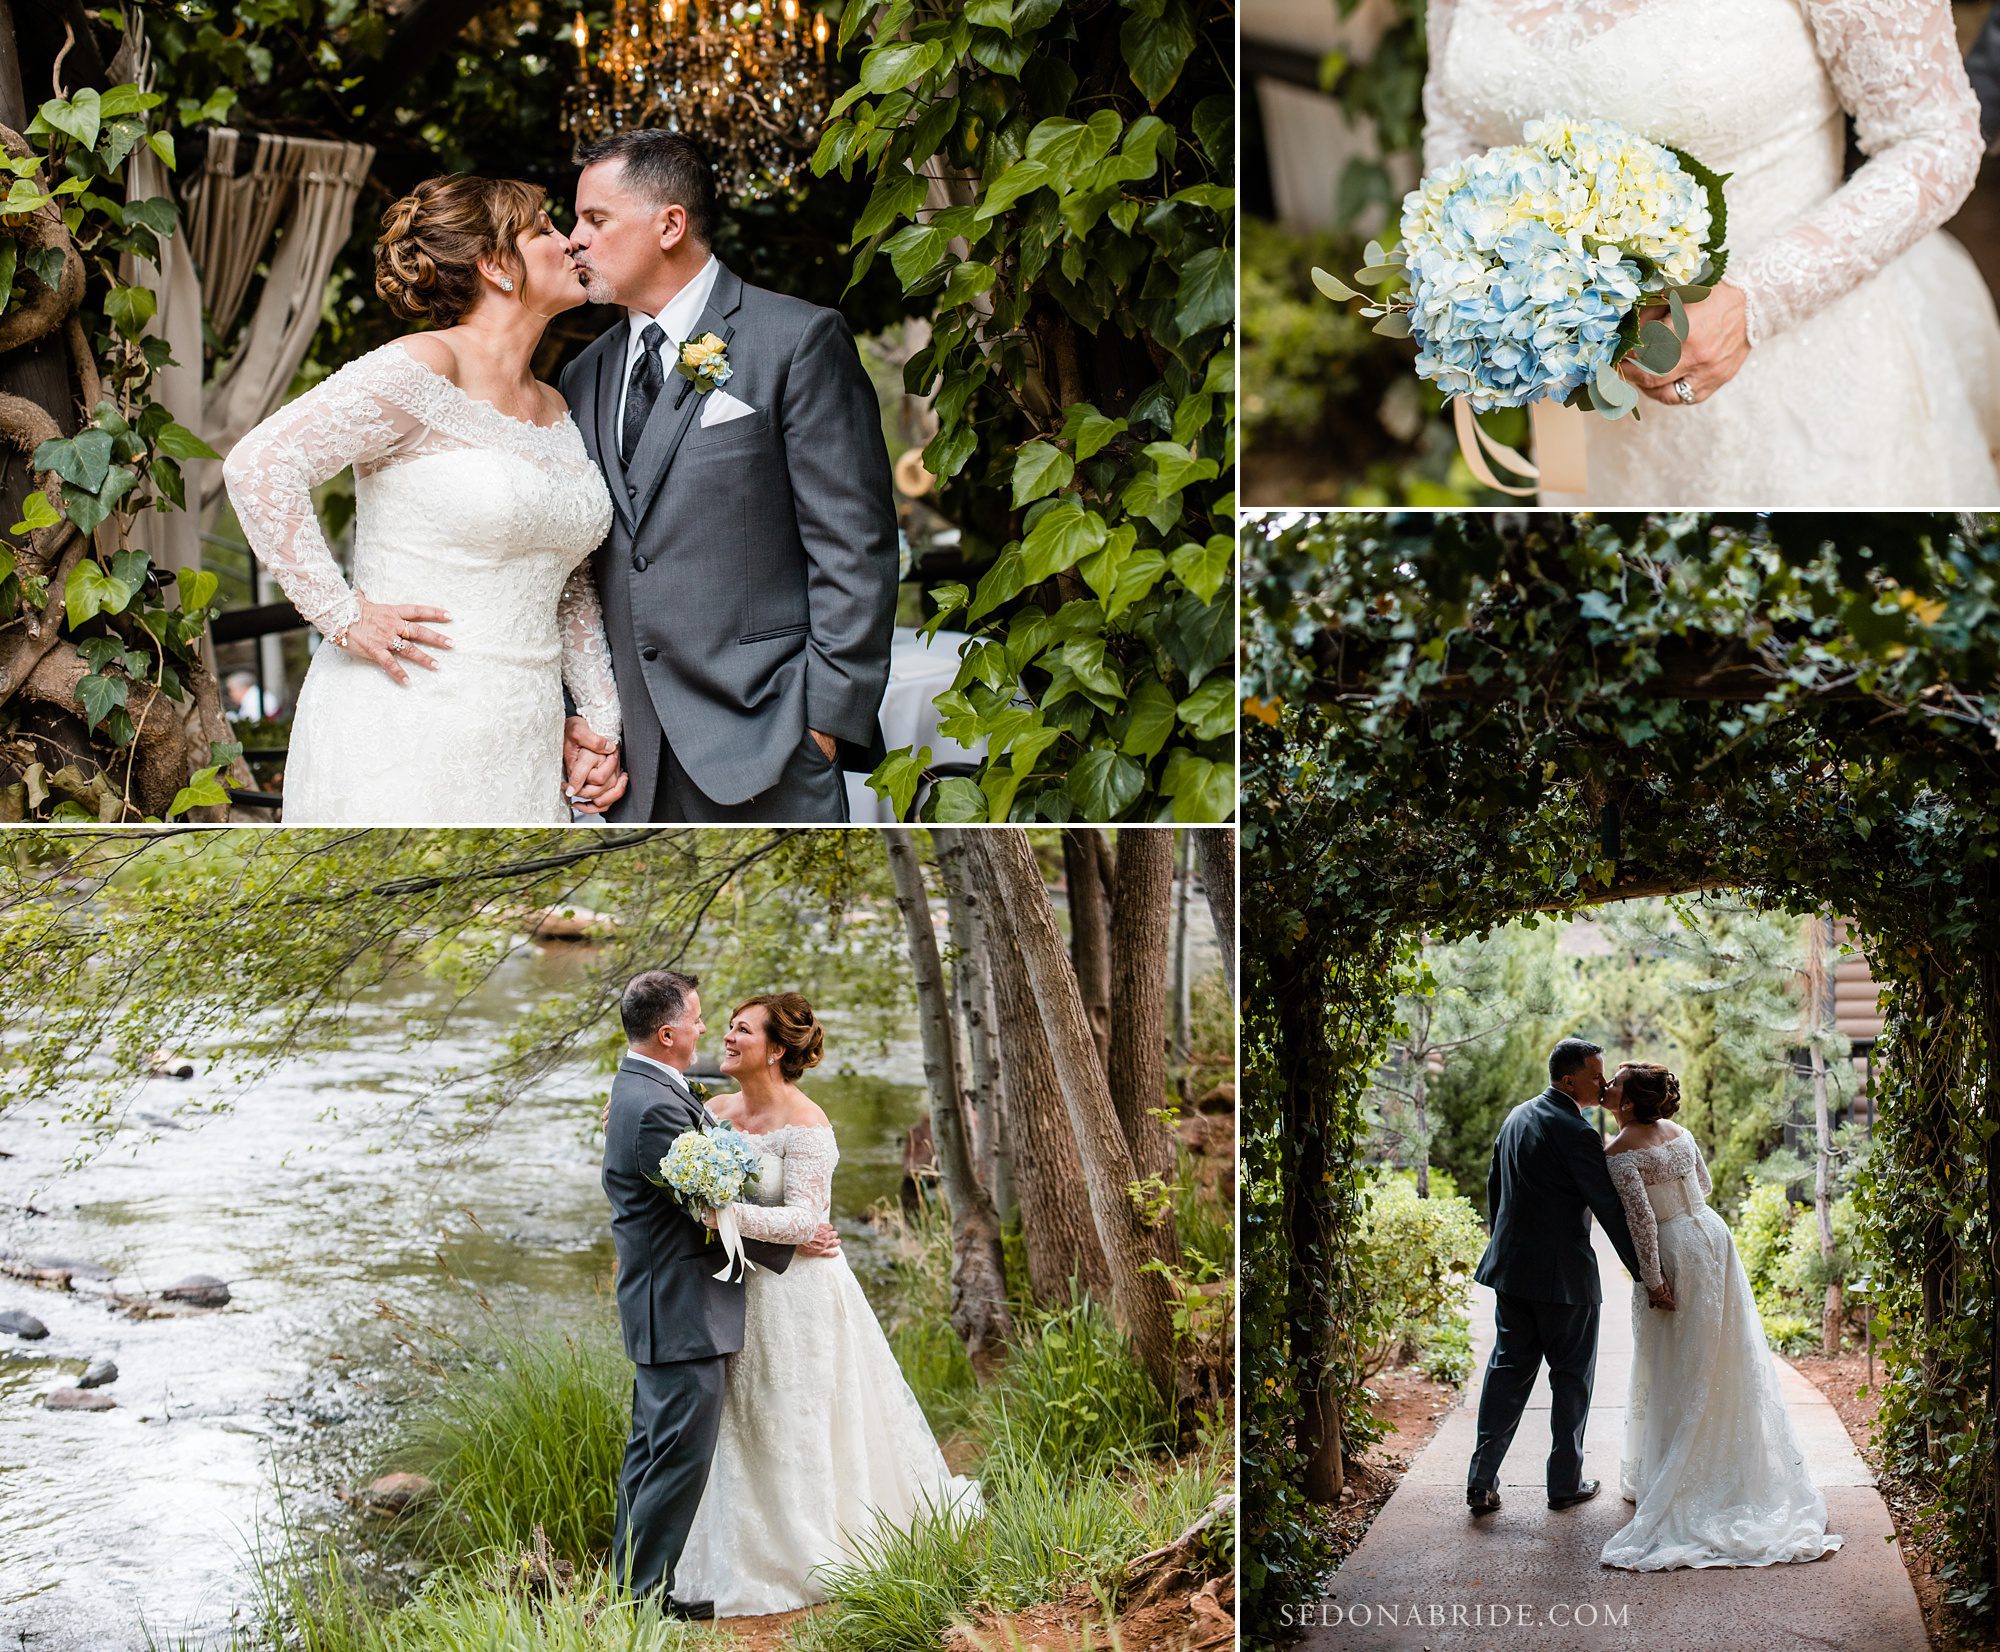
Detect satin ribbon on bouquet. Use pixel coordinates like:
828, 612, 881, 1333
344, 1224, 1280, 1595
711, 1203, 758, 1282
1452, 399, 1591, 498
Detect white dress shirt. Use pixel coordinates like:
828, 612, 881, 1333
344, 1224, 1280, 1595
615, 254, 721, 434
624, 1048, 687, 1089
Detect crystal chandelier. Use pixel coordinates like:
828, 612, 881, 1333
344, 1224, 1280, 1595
562, 0, 834, 201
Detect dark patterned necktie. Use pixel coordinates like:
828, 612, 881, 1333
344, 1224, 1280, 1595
620, 321, 667, 465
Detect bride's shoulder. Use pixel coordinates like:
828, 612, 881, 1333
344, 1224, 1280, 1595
392, 331, 462, 380
785, 1093, 834, 1134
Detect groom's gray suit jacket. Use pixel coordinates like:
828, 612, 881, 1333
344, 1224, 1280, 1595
601, 1054, 793, 1363
559, 262, 898, 817
1475, 1088, 1644, 1303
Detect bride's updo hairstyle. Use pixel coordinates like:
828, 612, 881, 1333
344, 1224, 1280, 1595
1621, 1062, 1682, 1124
376, 175, 545, 327
735, 992, 825, 1082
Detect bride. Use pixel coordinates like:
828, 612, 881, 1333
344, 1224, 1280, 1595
1423, 0, 2000, 505
222, 175, 628, 822
1598, 1062, 1843, 1570
675, 993, 980, 1617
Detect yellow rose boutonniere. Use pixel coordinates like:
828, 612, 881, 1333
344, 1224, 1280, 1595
676, 333, 733, 393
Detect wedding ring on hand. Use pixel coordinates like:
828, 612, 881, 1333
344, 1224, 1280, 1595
390, 634, 408, 655
1673, 379, 1695, 405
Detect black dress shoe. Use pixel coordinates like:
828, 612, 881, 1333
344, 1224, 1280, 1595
1467, 1485, 1502, 1514
662, 1599, 715, 1621
1548, 1479, 1601, 1509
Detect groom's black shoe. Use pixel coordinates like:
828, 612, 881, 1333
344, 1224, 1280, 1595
1548, 1479, 1601, 1510
661, 1599, 715, 1621
1467, 1484, 1502, 1515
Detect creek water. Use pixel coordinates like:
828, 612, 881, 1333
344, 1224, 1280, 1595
0, 944, 928, 1650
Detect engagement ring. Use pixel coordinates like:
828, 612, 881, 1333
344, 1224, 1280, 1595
1673, 379, 1695, 405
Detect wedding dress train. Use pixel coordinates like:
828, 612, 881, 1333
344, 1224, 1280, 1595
223, 343, 619, 823
1600, 1130, 1842, 1570
1425, 0, 2000, 505
673, 1123, 981, 1617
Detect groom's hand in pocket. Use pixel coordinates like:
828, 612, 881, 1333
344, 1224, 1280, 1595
799, 1221, 841, 1258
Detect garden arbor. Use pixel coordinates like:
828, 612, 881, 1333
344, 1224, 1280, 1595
1240, 512, 2000, 1636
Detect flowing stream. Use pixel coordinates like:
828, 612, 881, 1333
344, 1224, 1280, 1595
0, 944, 928, 1650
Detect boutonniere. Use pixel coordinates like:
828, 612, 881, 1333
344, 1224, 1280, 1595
676, 333, 733, 394
689, 1079, 713, 1104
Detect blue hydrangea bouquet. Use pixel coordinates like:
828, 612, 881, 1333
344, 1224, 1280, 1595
658, 1123, 765, 1280
1313, 117, 1729, 424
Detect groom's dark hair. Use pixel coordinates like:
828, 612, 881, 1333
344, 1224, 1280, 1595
577, 130, 718, 246
621, 968, 701, 1042
1548, 1036, 1602, 1085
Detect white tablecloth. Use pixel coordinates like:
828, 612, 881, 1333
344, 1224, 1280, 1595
845, 626, 985, 822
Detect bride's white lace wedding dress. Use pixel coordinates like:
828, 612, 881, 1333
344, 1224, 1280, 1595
1425, 0, 2000, 505
674, 1122, 981, 1617
1601, 1128, 1842, 1570
223, 343, 619, 823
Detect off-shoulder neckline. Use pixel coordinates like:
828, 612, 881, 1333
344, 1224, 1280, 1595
381, 341, 575, 434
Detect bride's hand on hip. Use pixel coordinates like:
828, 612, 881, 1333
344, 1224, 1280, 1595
338, 588, 451, 684
1621, 282, 1750, 408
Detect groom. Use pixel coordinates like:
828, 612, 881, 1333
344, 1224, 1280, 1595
560, 130, 899, 823
602, 967, 838, 1615
1465, 1036, 1673, 1516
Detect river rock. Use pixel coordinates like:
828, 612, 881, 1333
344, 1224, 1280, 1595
363, 1473, 433, 1515
77, 1357, 117, 1389
45, 1387, 115, 1411
0, 1309, 47, 1339
145, 1050, 196, 1079
160, 1275, 230, 1308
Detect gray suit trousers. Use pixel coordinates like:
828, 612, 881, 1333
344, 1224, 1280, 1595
611, 1355, 727, 1603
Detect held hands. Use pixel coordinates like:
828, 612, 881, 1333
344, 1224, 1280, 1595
1647, 1278, 1678, 1312
809, 729, 837, 763
338, 588, 452, 684
1621, 281, 1750, 407
564, 717, 629, 814
799, 1221, 841, 1258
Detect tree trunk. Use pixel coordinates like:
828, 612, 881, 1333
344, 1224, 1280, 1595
1193, 829, 1235, 996
977, 828, 1179, 1398
1413, 1061, 1431, 1200
1805, 918, 1841, 1356
942, 827, 1109, 1305
938, 830, 1009, 1219
1063, 829, 1114, 1070
1171, 830, 1193, 1066
882, 829, 1012, 1375
1108, 827, 1179, 1257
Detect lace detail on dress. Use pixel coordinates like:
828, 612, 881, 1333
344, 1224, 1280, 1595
1732, 0, 1982, 345
729, 1124, 836, 1246
1605, 1134, 1707, 1289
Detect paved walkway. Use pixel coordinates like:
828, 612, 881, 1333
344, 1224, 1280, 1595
1302, 1227, 1929, 1651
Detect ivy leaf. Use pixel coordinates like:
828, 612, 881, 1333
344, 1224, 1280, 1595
1011, 440, 1074, 507
1061, 404, 1125, 462
1176, 677, 1235, 741
102, 285, 158, 340
1122, 677, 1178, 759
0, 239, 16, 317
1160, 748, 1233, 822
861, 40, 944, 94
167, 764, 232, 820
97, 84, 166, 119
1019, 497, 1107, 581
1060, 638, 1126, 702
146, 132, 176, 171
38, 88, 101, 150
176, 567, 220, 615
1119, 0, 1196, 107
1024, 110, 1120, 174
1169, 534, 1234, 604
122, 196, 179, 236
926, 777, 988, 823
975, 159, 1056, 220
1173, 246, 1233, 337
1066, 748, 1143, 817
36, 429, 115, 492
868, 745, 931, 820
940, 260, 996, 307
885, 223, 948, 288
10, 489, 60, 535
1143, 440, 1219, 497
854, 168, 928, 239
74, 668, 129, 733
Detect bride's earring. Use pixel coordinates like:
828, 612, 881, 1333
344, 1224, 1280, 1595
499, 278, 514, 292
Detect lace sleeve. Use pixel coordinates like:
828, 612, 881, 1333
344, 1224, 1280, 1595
1421, 0, 1482, 173
1605, 1154, 1662, 1289
730, 1128, 836, 1246
1693, 1137, 1713, 1199
221, 346, 435, 640
1731, 0, 1982, 345
557, 563, 621, 743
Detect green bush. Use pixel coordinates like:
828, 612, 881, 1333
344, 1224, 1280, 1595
1736, 1177, 1857, 1351
977, 1299, 1177, 1479
1355, 1170, 1486, 1382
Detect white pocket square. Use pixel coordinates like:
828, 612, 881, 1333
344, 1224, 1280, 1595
699, 388, 757, 428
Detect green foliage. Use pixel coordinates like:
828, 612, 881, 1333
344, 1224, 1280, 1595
978, 1299, 1177, 1475
0, 77, 228, 821
1242, 512, 2000, 1635
1736, 1178, 1859, 1352
1353, 1170, 1484, 1383
816, 0, 1235, 821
